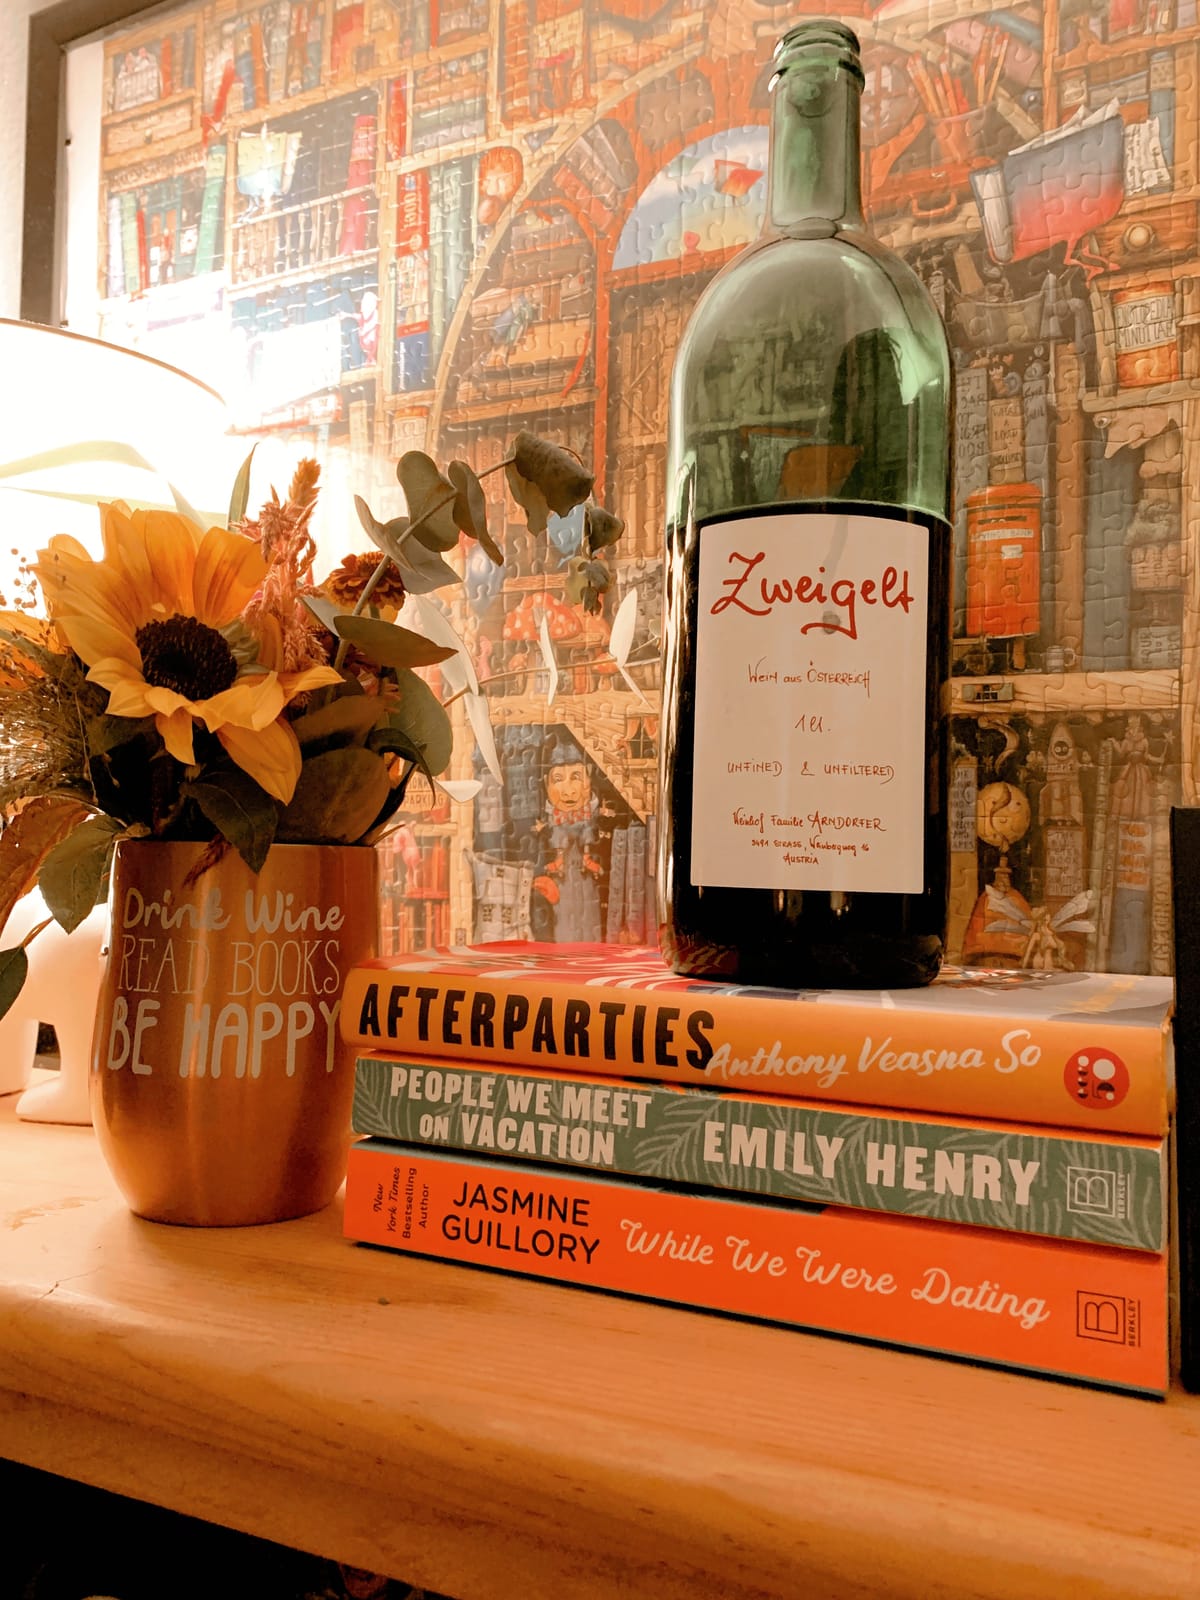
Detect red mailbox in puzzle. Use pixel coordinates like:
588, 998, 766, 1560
965, 482, 1042, 641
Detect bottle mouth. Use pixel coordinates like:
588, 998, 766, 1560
773, 19, 864, 84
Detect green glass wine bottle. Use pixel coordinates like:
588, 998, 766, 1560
657, 19, 952, 988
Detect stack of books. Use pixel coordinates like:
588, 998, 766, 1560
339, 943, 1175, 1396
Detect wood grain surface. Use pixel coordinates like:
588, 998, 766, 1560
2, 1077, 1199, 1600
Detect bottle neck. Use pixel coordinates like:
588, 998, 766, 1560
768, 60, 864, 232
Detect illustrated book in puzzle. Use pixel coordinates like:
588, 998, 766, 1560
92, 0, 1196, 977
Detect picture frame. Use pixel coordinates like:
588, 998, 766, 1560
22, 0, 165, 324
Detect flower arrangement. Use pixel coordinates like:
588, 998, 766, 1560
0, 433, 623, 1011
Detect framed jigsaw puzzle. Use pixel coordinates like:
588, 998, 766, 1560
67, 0, 1196, 975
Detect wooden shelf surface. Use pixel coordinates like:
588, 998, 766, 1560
2, 1079, 1200, 1599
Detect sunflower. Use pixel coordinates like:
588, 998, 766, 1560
34, 503, 341, 805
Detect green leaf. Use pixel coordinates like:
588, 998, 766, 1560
396, 452, 460, 551
382, 668, 454, 776
276, 747, 391, 844
365, 723, 427, 770
228, 443, 258, 527
333, 614, 457, 669
87, 712, 157, 756
38, 816, 123, 933
181, 770, 279, 872
585, 504, 625, 554
0, 946, 28, 1022
448, 460, 503, 564
291, 695, 387, 751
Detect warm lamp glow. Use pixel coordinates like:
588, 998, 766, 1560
0, 318, 242, 607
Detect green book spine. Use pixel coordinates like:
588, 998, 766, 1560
119, 193, 141, 295
194, 141, 227, 276
352, 1055, 1166, 1251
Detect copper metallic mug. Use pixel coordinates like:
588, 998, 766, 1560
90, 838, 379, 1226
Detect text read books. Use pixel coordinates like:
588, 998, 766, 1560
344, 1142, 1169, 1396
340, 942, 1175, 1133
352, 1056, 1167, 1250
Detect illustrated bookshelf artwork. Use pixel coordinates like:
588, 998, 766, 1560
86, 0, 1200, 974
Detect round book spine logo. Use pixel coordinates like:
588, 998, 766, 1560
1064, 1047, 1130, 1110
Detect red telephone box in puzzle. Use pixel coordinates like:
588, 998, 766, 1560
965, 482, 1042, 642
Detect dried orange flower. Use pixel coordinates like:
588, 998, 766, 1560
325, 551, 408, 611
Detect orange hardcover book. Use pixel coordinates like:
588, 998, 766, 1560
344, 1140, 1169, 1395
339, 943, 1174, 1134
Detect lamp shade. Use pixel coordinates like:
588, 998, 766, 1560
0, 317, 235, 524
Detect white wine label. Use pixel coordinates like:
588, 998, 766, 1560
691, 511, 929, 894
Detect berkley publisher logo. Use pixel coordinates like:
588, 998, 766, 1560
1077, 1290, 1140, 1346
1065, 1166, 1130, 1221
1063, 1046, 1130, 1110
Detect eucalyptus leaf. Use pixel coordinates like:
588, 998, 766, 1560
402, 594, 479, 695
301, 593, 345, 634
228, 443, 258, 527
564, 554, 612, 615
608, 589, 648, 703
377, 515, 412, 554
365, 722, 427, 771
354, 498, 413, 563
39, 816, 123, 933
182, 770, 279, 872
333, 614, 457, 669
381, 667, 454, 776
504, 459, 549, 536
435, 778, 484, 803
609, 587, 637, 667
463, 690, 503, 785
537, 614, 558, 708
396, 452, 460, 550
511, 431, 594, 516
448, 460, 502, 564
391, 535, 461, 595
354, 494, 383, 541
585, 503, 625, 554
276, 747, 391, 844
0, 946, 28, 1022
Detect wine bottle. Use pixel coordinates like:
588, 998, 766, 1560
657, 19, 952, 988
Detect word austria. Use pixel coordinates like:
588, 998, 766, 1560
709, 549, 914, 640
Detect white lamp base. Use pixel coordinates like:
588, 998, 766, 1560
16, 1067, 93, 1125
1, 892, 107, 1127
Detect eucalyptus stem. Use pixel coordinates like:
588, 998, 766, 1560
438, 652, 653, 710
333, 458, 513, 673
